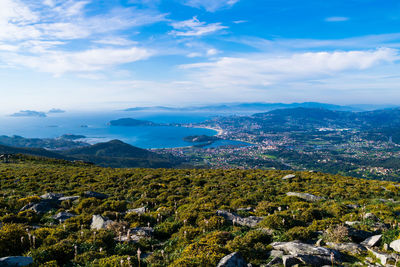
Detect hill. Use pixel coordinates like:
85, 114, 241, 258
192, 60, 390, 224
61, 139, 186, 168
0, 144, 72, 160
0, 156, 400, 266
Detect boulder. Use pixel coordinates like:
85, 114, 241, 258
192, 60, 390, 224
326, 242, 366, 254
21, 199, 58, 214
90, 215, 113, 230
40, 192, 64, 200
347, 227, 374, 243
367, 248, 395, 266
126, 207, 146, 214
345, 221, 360, 226
282, 174, 296, 180
53, 212, 76, 222
0, 256, 33, 266
286, 192, 324, 202
361, 234, 382, 247
217, 252, 247, 267
84, 191, 108, 200
389, 239, 400, 252
270, 241, 342, 261
59, 196, 80, 202
216, 210, 263, 227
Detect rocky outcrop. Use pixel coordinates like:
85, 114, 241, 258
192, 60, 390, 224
361, 234, 382, 247
216, 210, 263, 227
53, 212, 76, 222
90, 215, 113, 230
84, 191, 109, 200
326, 242, 366, 254
271, 241, 342, 266
126, 207, 146, 214
20, 199, 58, 214
217, 252, 247, 267
367, 248, 395, 266
0, 256, 33, 266
41, 192, 64, 200
363, 213, 379, 221
282, 174, 296, 180
286, 192, 325, 202
59, 196, 79, 202
116, 227, 154, 243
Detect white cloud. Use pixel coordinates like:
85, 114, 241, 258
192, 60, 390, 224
325, 16, 349, 22
182, 0, 239, 12
4, 47, 152, 76
181, 48, 399, 88
170, 17, 227, 37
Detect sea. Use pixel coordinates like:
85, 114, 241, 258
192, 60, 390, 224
0, 110, 249, 149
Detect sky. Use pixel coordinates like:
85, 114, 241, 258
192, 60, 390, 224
1, 0, 400, 113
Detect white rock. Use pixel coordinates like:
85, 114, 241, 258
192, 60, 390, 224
90, 215, 113, 230
389, 239, 400, 252
361, 234, 382, 247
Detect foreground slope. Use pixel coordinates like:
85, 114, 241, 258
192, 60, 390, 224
1, 156, 400, 266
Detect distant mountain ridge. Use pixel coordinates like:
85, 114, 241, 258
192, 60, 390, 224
124, 102, 399, 113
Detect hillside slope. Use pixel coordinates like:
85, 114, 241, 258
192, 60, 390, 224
1, 156, 400, 266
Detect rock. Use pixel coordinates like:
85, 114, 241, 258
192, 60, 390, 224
327, 242, 366, 254
282, 174, 296, 180
59, 196, 79, 202
126, 207, 146, 214
367, 248, 395, 266
364, 213, 379, 221
286, 192, 325, 202
389, 239, 400, 252
282, 255, 301, 267
53, 212, 76, 222
345, 221, 360, 226
270, 250, 284, 258
216, 210, 263, 227
0, 256, 33, 266
21, 199, 58, 214
90, 215, 113, 230
217, 252, 247, 267
361, 234, 382, 247
84, 191, 108, 200
40, 192, 64, 200
130, 227, 154, 237
383, 243, 389, 251
270, 241, 342, 261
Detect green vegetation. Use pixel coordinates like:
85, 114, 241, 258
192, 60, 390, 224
1, 155, 400, 266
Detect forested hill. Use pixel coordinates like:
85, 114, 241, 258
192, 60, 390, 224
1, 155, 400, 266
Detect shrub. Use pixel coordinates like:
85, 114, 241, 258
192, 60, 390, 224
0, 223, 30, 257
323, 225, 351, 243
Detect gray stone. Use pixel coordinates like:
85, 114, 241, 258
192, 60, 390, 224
0, 256, 33, 266
345, 221, 361, 226
216, 210, 263, 227
270, 241, 342, 260
21, 199, 58, 214
315, 239, 324, 247
347, 227, 374, 242
126, 207, 146, 214
90, 215, 113, 230
217, 252, 247, 267
40, 192, 64, 200
367, 248, 395, 266
286, 192, 325, 202
53, 212, 76, 222
282, 174, 296, 180
282, 255, 301, 267
84, 191, 108, 199
59, 196, 79, 202
389, 239, 400, 252
327, 242, 366, 254
361, 235, 382, 247
270, 250, 284, 258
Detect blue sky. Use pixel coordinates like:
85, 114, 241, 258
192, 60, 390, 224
1, 0, 400, 113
